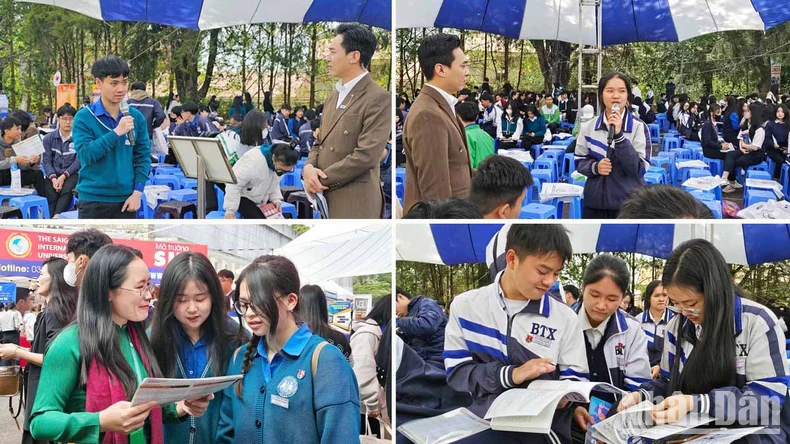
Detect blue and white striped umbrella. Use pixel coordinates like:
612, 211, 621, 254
396, 223, 790, 266
397, 0, 790, 46
17, 0, 391, 30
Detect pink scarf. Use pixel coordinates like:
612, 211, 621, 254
85, 324, 164, 444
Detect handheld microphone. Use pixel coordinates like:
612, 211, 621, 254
606, 103, 621, 156
120, 100, 135, 145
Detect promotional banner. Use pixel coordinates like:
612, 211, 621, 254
0, 282, 16, 304
353, 295, 373, 321
56, 84, 77, 110
771, 64, 781, 96
328, 301, 353, 333
0, 228, 208, 283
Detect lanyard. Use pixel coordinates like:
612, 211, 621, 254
128, 336, 146, 444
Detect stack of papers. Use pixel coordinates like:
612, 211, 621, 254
396, 408, 490, 444
539, 183, 584, 203
682, 175, 723, 191
498, 150, 533, 163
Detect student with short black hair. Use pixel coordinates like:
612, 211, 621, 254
479, 92, 501, 138
618, 185, 714, 219
0, 115, 46, 197
763, 104, 789, 179
456, 101, 494, 168
42, 104, 80, 217
444, 224, 588, 443
618, 239, 790, 442
402, 199, 482, 219
127, 80, 166, 140
270, 104, 292, 142
469, 155, 532, 219
563, 284, 580, 308
174, 101, 217, 137
72, 55, 150, 219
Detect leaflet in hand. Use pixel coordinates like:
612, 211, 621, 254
131, 375, 242, 406
483, 380, 626, 434
589, 401, 713, 444
396, 408, 491, 444
302, 181, 329, 219
12, 135, 44, 157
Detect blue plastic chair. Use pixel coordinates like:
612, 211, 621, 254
670, 148, 691, 160
702, 157, 724, 177
681, 167, 710, 183
533, 157, 558, 182
531, 169, 554, 187
647, 166, 669, 184
9, 196, 50, 219
180, 178, 198, 190
744, 188, 776, 207
153, 175, 180, 190
168, 189, 198, 205
648, 124, 660, 144
662, 137, 680, 152
519, 203, 556, 219
551, 196, 583, 219
644, 172, 665, 185
59, 210, 79, 219
781, 164, 790, 198
746, 170, 771, 181
530, 144, 544, 161
703, 200, 723, 219
281, 202, 297, 219
562, 153, 576, 181
206, 210, 241, 219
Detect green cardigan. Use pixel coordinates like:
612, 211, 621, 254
29, 324, 181, 444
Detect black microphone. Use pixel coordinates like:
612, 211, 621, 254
120, 100, 135, 145
607, 103, 621, 149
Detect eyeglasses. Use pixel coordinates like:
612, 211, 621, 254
119, 283, 156, 300
58, 117, 74, 122
667, 305, 702, 316
234, 300, 260, 316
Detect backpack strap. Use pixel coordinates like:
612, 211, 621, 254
311, 341, 328, 378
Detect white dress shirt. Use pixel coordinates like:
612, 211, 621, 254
579, 308, 610, 349
425, 83, 459, 116
335, 70, 369, 109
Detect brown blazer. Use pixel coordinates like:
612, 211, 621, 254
402, 85, 472, 213
307, 73, 390, 219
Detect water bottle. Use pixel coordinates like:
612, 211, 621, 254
10, 157, 21, 191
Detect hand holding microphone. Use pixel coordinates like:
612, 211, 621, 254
606, 102, 622, 148
117, 101, 135, 144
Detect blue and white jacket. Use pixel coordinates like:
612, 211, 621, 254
640, 296, 790, 443
576, 307, 652, 392
574, 110, 650, 211
640, 308, 674, 367
443, 272, 589, 442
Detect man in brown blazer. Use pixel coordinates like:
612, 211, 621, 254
402, 33, 473, 214
303, 24, 390, 219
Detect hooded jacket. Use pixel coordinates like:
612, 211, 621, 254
127, 89, 166, 138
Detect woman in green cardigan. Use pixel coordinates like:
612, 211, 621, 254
149, 252, 248, 443
29, 244, 212, 444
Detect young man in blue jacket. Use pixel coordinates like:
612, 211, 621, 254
396, 287, 448, 370
72, 55, 151, 219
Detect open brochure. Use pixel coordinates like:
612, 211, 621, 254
589, 401, 713, 444
744, 178, 784, 200
302, 180, 329, 219
681, 175, 722, 192
396, 408, 491, 444
131, 375, 242, 406
484, 380, 627, 434
12, 134, 45, 157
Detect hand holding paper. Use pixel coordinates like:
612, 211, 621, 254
176, 393, 214, 418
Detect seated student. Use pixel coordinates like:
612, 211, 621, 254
270, 104, 292, 142
633, 96, 656, 124
402, 199, 483, 219
721, 102, 766, 194
656, 94, 667, 114
497, 101, 523, 149
678, 101, 702, 142
618, 185, 713, 219
456, 101, 494, 169
395, 287, 447, 369
763, 104, 789, 180
618, 239, 790, 442
0, 116, 46, 197
297, 110, 316, 157
571, 254, 651, 436
479, 92, 501, 138
522, 105, 547, 152
564, 284, 581, 310
541, 96, 561, 134
701, 103, 735, 162
640, 280, 673, 379
42, 104, 80, 218
468, 155, 532, 219
223, 141, 300, 219
174, 102, 218, 137
444, 225, 589, 444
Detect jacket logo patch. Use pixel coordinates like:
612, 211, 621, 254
527, 323, 556, 348
615, 343, 625, 356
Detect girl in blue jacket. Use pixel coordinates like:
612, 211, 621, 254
216, 255, 361, 444
149, 252, 248, 444
618, 239, 790, 443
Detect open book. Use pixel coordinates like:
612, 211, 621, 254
589, 401, 713, 444
396, 408, 491, 444
484, 380, 627, 434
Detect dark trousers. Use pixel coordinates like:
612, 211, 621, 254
237, 196, 267, 219
723, 150, 764, 176
499, 139, 519, 149
78, 201, 138, 219
583, 206, 620, 219
548, 122, 560, 134
360, 415, 381, 438
766, 149, 786, 179
481, 122, 497, 138
43, 173, 78, 216
0, 169, 46, 198
522, 135, 544, 153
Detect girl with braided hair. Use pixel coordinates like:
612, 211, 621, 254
216, 255, 361, 443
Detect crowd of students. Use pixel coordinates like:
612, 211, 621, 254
0, 228, 391, 443
396, 225, 790, 443
0, 24, 391, 220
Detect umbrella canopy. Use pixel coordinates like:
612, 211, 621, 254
397, 0, 790, 46
17, 0, 391, 30
274, 224, 392, 283
396, 223, 790, 266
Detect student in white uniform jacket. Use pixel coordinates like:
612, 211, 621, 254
223, 142, 300, 219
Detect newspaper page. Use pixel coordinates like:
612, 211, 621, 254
131, 375, 242, 406
12, 135, 45, 157
396, 408, 490, 444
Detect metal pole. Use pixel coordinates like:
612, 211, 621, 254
197, 155, 206, 219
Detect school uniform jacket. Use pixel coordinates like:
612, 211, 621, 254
444, 272, 589, 443
640, 296, 790, 443
576, 307, 652, 392
640, 309, 674, 367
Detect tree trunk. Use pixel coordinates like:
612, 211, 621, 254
287, 24, 294, 103
483, 33, 488, 81
503, 38, 510, 84
531, 40, 574, 92
196, 29, 220, 102
268, 24, 276, 93
516, 41, 525, 90
309, 24, 317, 108
80, 30, 85, 102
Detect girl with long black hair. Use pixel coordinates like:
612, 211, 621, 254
640, 280, 673, 379
216, 255, 360, 443
720, 102, 767, 193
618, 239, 790, 442
763, 104, 789, 179
351, 296, 392, 436
0, 257, 77, 444
29, 245, 211, 444
149, 252, 247, 443
299, 284, 351, 360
